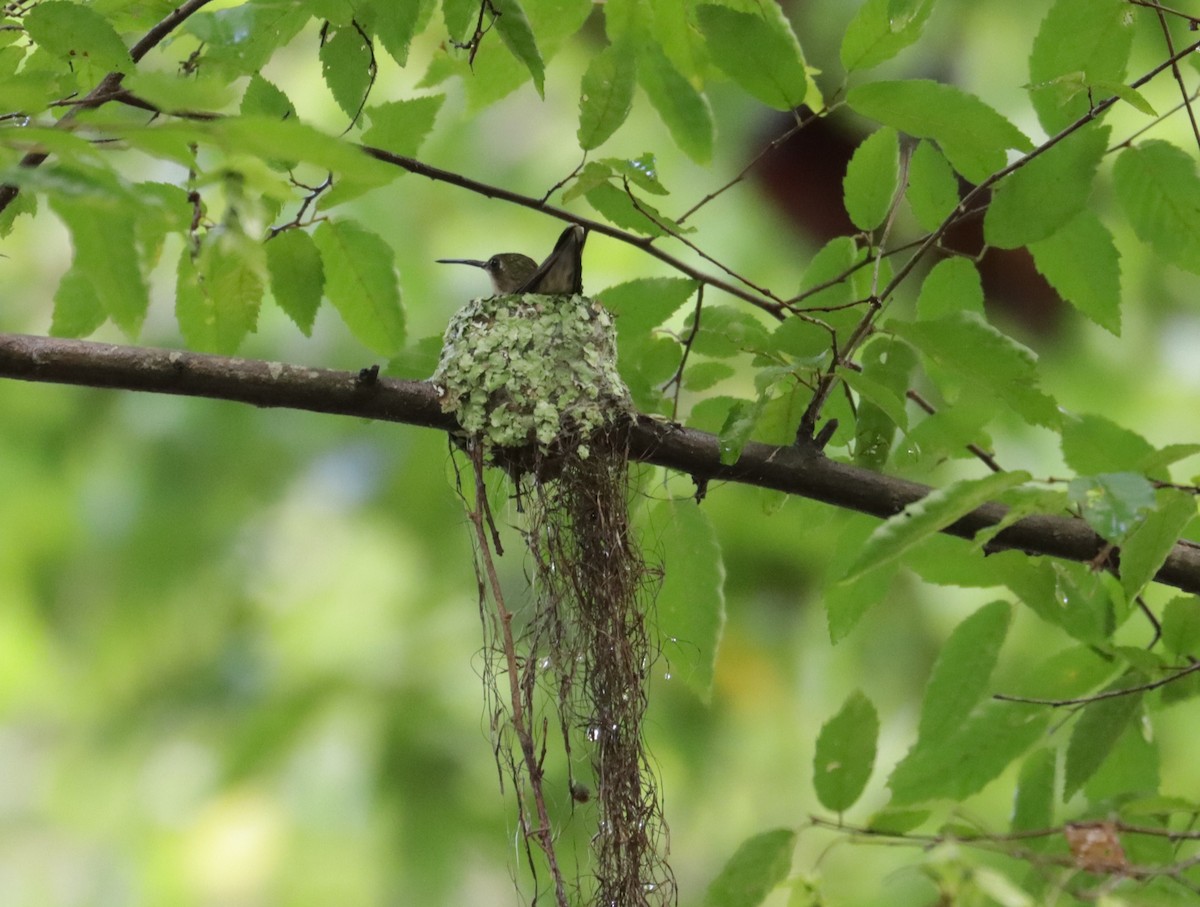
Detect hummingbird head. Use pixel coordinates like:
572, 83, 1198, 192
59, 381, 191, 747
437, 252, 538, 295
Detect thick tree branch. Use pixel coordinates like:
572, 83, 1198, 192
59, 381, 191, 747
2, 331, 1199, 594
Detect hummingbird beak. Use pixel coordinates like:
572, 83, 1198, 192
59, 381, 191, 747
436, 258, 489, 269
516, 224, 587, 295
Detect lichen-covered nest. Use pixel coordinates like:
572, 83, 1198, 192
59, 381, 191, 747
431, 292, 633, 461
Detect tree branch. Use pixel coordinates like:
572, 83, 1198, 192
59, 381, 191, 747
2, 331, 1199, 594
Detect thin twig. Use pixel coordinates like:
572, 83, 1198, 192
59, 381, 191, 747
994, 660, 1200, 707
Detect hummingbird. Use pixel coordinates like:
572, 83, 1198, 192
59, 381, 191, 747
438, 224, 588, 296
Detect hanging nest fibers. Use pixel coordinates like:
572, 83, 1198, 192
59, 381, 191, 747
433, 290, 674, 907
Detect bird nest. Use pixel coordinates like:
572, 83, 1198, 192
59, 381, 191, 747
432, 291, 633, 468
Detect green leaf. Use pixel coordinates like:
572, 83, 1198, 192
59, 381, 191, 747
840, 365, 907, 435
637, 42, 714, 163
889, 699, 1048, 805
386, 334, 444, 380
843, 471, 1031, 581
491, 0, 545, 97
319, 25, 374, 119
175, 229, 266, 354
1118, 492, 1196, 601
1064, 674, 1144, 799
371, 0, 434, 66
598, 277, 698, 337
50, 196, 148, 338
840, 0, 936, 72
313, 220, 405, 355
186, 2, 309, 78
1029, 211, 1121, 335
1067, 472, 1156, 543
770, 316, 830, 361
1050, 563, 1115, 645
578, 44, 636, 150
124, 71, 235, 114
24, 1, 132, 75
795, 236, 860, 309
915, 257, 983, 320
813, 691, 879, 812
690, 306, 772, 358
704, 828, 796, 907
696, 4, 811, 111
266, 230, 325, 336
848, 80, 1032, 183
843, 127, 900, 231
1012, 749, 1056, 832
919, 601, 1011, 745
653, 499, 726, 703
1028, 0, 1134, 134
241, 74, 297, 120
585, 181, 682, 237
890, 313, 1060, 428
1091, 78, 1156, 117
50, 266, 106, 338
682, 361, 735, 391
362, 95, 445, 156
1061, 414, 1153, 475
1114, 141, 1200, 275
906, 141, 959, 232
984, 124, 1109, 249
600, 153, 669, 195
1162, 597, 1200, 656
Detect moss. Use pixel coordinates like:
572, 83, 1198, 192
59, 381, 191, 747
431, 293, 633, 457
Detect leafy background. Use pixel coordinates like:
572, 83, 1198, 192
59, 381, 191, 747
4, 0, 1200, 904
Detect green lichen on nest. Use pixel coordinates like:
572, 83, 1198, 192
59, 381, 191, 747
431, 292, 633, 456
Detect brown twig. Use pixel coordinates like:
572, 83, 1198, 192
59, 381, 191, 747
994, 660, 1200, 707
4, 331, 1200, 593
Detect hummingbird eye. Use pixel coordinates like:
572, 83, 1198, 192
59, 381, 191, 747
487, 256, 503, 271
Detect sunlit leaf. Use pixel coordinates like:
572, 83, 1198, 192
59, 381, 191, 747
578, 44, 636, 150
704, 828, 796, 907
843, 127, 900, 231
841, 0, 936, 72
1030, 211, 1121, 335
1114, 141, 1200, 275
848, 80, 1032, 183
313, 220, 405, 355
696, 4, 811, 111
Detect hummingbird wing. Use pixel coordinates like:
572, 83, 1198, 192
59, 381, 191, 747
516, 224, 587, 295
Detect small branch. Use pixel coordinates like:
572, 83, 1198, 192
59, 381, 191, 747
0, 0, 217, 215
4, 331, 1200, 594
360, 145, 784, 317
994, 660, 1200, 707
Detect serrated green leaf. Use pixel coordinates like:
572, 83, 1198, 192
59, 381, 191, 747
1061, 414, 1153, 475
1119, 492, 1196, 601
362, 95, 444, 156
320, 26, 374, 120
124, 71, 235, 114
186, 3, 309, 78
839, 367, 907, 432
918, 601, 1010, 745
690, 305, 772, 358
313, 220, 405, 355
770, 316, 830, 360
813, 691, 879, 812
1067, 472, 1156, 543
200, 227, 267, 353
1064, 673, 1144, 799
653, 499, 726, 703
848, 80, 1032, 183
1114, 141, 1200, 275
578, 44, 636, 150
50, 266, 106, 338
696, 4, 810, 111
906, 141, 959, 231
1029, 211, 1121, 335
840, 0, 936, 72
50, 197, 148, 338
796, 236, 860, 309
266, 230, 324, 336
1028, 0, 1133, 134
491, 0, 545, 96
1162, 597, 1200, 656
1090, 78, 1156, 116
984, 124, 1108, 249
600, 153, 668, 195
1012, 749, 1056, 832
843, 127, 900, 231
637, 42, 714, 163
890, 313, 1060, 428
372, 0, 434, 66
683, 360, 735, 391
241, 74, 297, 120
24, 1, 131, 75
915, 257, 983, 320
704, 828, 796, 907
598, 277, 697, 337
585, 181, 681, 237
843, 471, 1031, 582
889, 699, 1048, 805
826, 518, 898, 643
